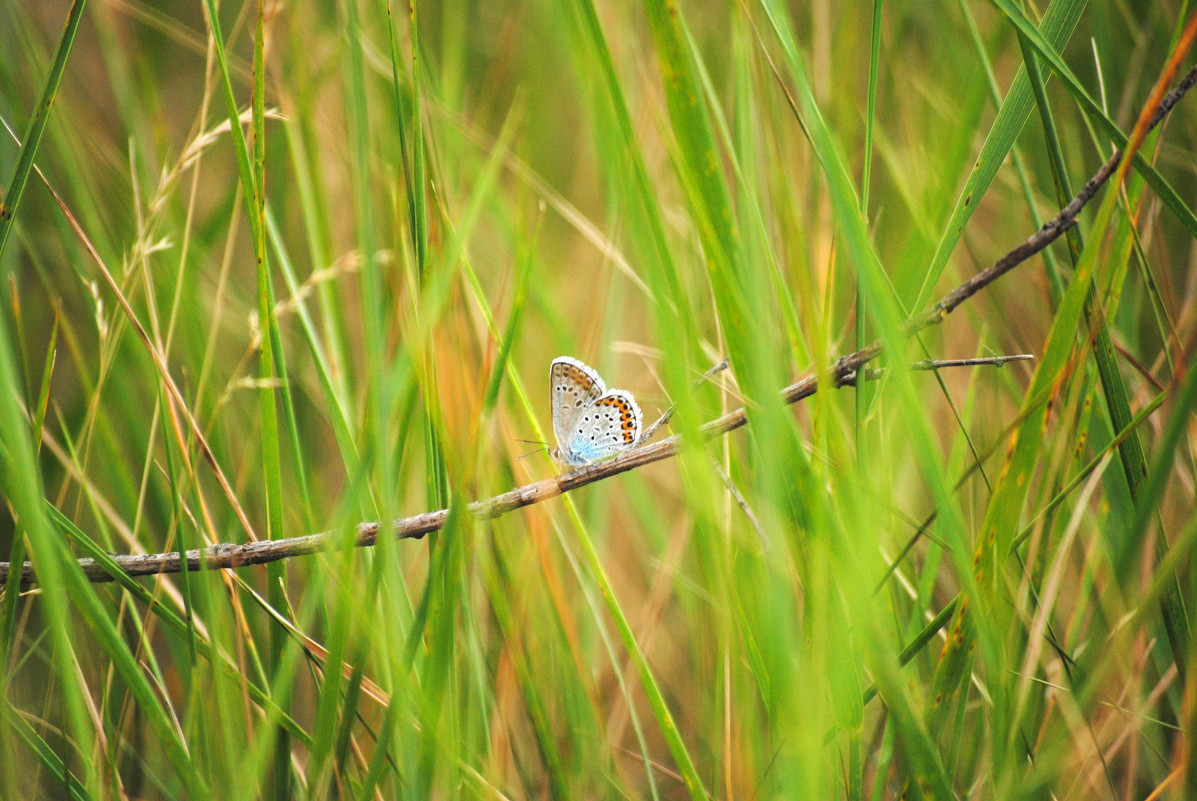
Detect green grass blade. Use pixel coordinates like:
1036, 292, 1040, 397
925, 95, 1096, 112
989, 0, 1197, 241
915, 0, 1086, 311
6, 701, 92, 801
0, 1, 86, 262
572, 511, 707, 800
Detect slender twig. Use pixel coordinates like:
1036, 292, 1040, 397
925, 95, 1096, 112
3, 62, 1195, 587
706, 454, 771, 552
842, 354, 1035, 385
909, 355, 1035, 370
642, 358, 770, 551
904, 61, 1197, 336
640, 358, 730, 442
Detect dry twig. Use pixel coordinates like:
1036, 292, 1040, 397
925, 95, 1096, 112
3, 61, 1195, 587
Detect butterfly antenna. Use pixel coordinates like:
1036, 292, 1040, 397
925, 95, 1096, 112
515, 439, 549, 461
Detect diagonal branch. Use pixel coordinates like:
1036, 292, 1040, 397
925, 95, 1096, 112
4, 61, 1195, 587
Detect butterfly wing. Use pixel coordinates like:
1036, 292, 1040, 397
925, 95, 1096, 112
550, 357, 606, 456
561, 389, 641, 465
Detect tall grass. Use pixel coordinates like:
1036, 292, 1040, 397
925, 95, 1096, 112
1, 0, 1195, 798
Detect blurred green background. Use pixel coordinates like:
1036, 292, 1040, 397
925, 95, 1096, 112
1, 0, 1195, 798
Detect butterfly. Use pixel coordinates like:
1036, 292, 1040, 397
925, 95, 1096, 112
549, 356, 642, 467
